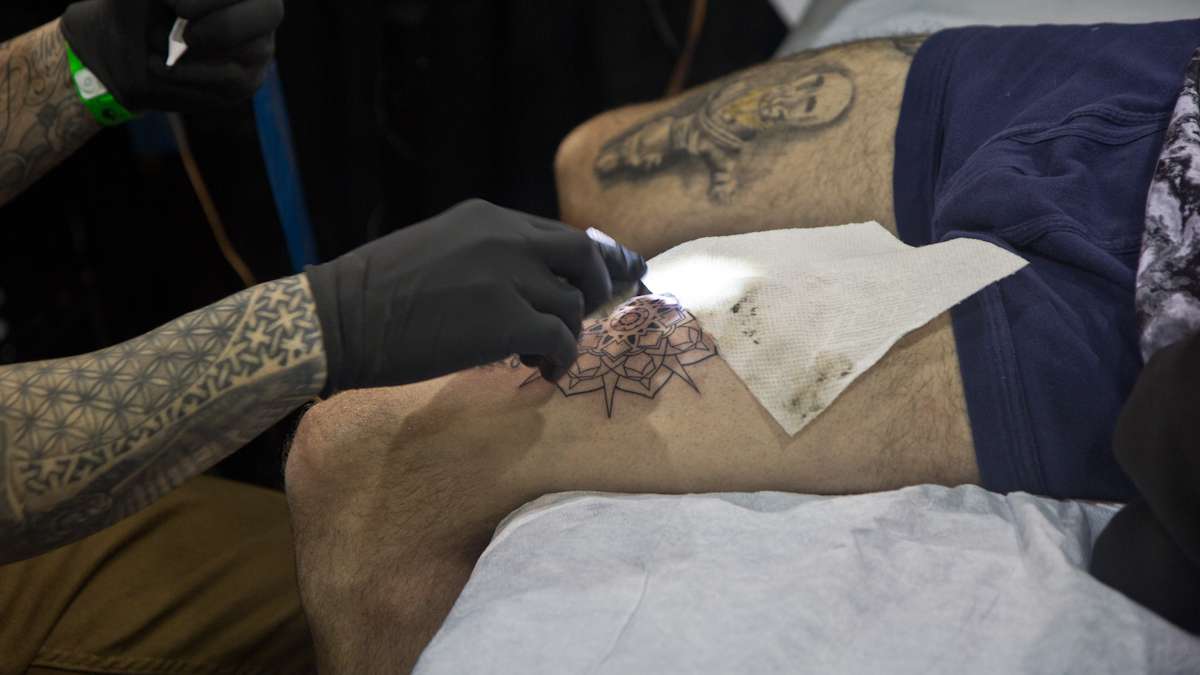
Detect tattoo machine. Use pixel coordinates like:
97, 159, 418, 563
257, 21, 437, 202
584, 227, 652, 320
166, 18, 189, 68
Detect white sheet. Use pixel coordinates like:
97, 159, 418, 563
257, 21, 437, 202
776, 0, 1200, 55
416, 487, 1200, 674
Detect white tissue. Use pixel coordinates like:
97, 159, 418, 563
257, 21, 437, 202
642, 223, 1027, 435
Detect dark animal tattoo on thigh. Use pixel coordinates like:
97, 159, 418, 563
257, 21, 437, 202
517, 294, 718, 417
594, 59, 855, 203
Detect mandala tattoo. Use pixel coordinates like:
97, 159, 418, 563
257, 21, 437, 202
594, 56, 855, 202
519, 294, 717, 416
0, 275, 326, 559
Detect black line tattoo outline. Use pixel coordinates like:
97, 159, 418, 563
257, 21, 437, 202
517, 294, 718, 417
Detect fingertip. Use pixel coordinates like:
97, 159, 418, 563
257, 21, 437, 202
551, 323, 580, 379
539, 360, 563, 382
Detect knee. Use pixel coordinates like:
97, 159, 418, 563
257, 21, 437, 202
284, 390, 399, 501
285, 397, 343, 505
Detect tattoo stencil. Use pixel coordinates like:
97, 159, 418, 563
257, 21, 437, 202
519, 294, 717, 417
594, 61, 855, 202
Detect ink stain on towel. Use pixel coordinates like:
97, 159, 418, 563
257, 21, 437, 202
786, 352, 855, 421
730, 291, 764, 344
730, 293, 760, 316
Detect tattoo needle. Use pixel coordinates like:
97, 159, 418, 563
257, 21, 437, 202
166, 18, 189, 68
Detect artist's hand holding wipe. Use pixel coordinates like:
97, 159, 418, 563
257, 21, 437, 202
61, 0, 283, 114
306, 199, 648, 390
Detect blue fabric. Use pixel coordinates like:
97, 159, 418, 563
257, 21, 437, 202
894, 20, 1200, 500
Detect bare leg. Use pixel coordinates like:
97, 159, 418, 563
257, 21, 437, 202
284, 36, 978, 674
286, 312, 973, 672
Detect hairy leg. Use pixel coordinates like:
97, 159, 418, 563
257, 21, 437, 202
285, 37, 978, 673
556, 37, 918, 257
286, 303, 974, 672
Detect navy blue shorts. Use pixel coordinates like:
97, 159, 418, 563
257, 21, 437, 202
894, 20, 1200, 500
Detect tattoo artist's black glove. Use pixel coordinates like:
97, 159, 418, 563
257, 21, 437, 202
305, 199, 648, 394
61, 0, 284, 112
1089, 332, 1200, 634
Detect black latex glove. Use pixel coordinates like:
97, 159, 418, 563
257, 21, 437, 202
305, 199, 648, 394
1112, 332, 1200, 567
1088, 332, 1200, 635
61, 0, 284, 113
1090, 499, 1200, 634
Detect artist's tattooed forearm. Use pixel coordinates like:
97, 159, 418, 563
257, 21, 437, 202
0, 20, 99, 206
0, 275, 327, 561
516, 294, 717, 416
594, 49, 856, 203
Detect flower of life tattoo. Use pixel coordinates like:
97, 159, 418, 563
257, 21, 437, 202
519, 294, 718, 417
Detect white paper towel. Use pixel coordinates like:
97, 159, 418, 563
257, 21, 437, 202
641, 223, 1027, 435
416, 489, 1200, 675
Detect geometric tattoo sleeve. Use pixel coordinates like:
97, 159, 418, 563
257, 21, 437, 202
518, 294, 718, 417
0, 275, 326, 561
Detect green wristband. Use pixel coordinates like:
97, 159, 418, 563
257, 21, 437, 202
64, 41, 136, 127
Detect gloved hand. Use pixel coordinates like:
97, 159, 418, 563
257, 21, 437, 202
60, 0, 284, 112
305, 199, 648, 394
1089, 332, 1200, 635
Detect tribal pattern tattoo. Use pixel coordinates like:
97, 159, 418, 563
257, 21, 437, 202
594, 56, 855, 202
0, 275, 326, 560
518, 294, 717, 416
0, 20, 99, 205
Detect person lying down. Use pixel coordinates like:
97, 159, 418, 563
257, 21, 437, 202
284, 20, 1200, 672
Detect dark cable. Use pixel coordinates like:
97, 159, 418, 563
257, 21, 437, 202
167, 113, 258, 289
664, 0, 707, 97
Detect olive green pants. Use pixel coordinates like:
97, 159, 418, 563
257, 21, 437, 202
0, 476, 315, 674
